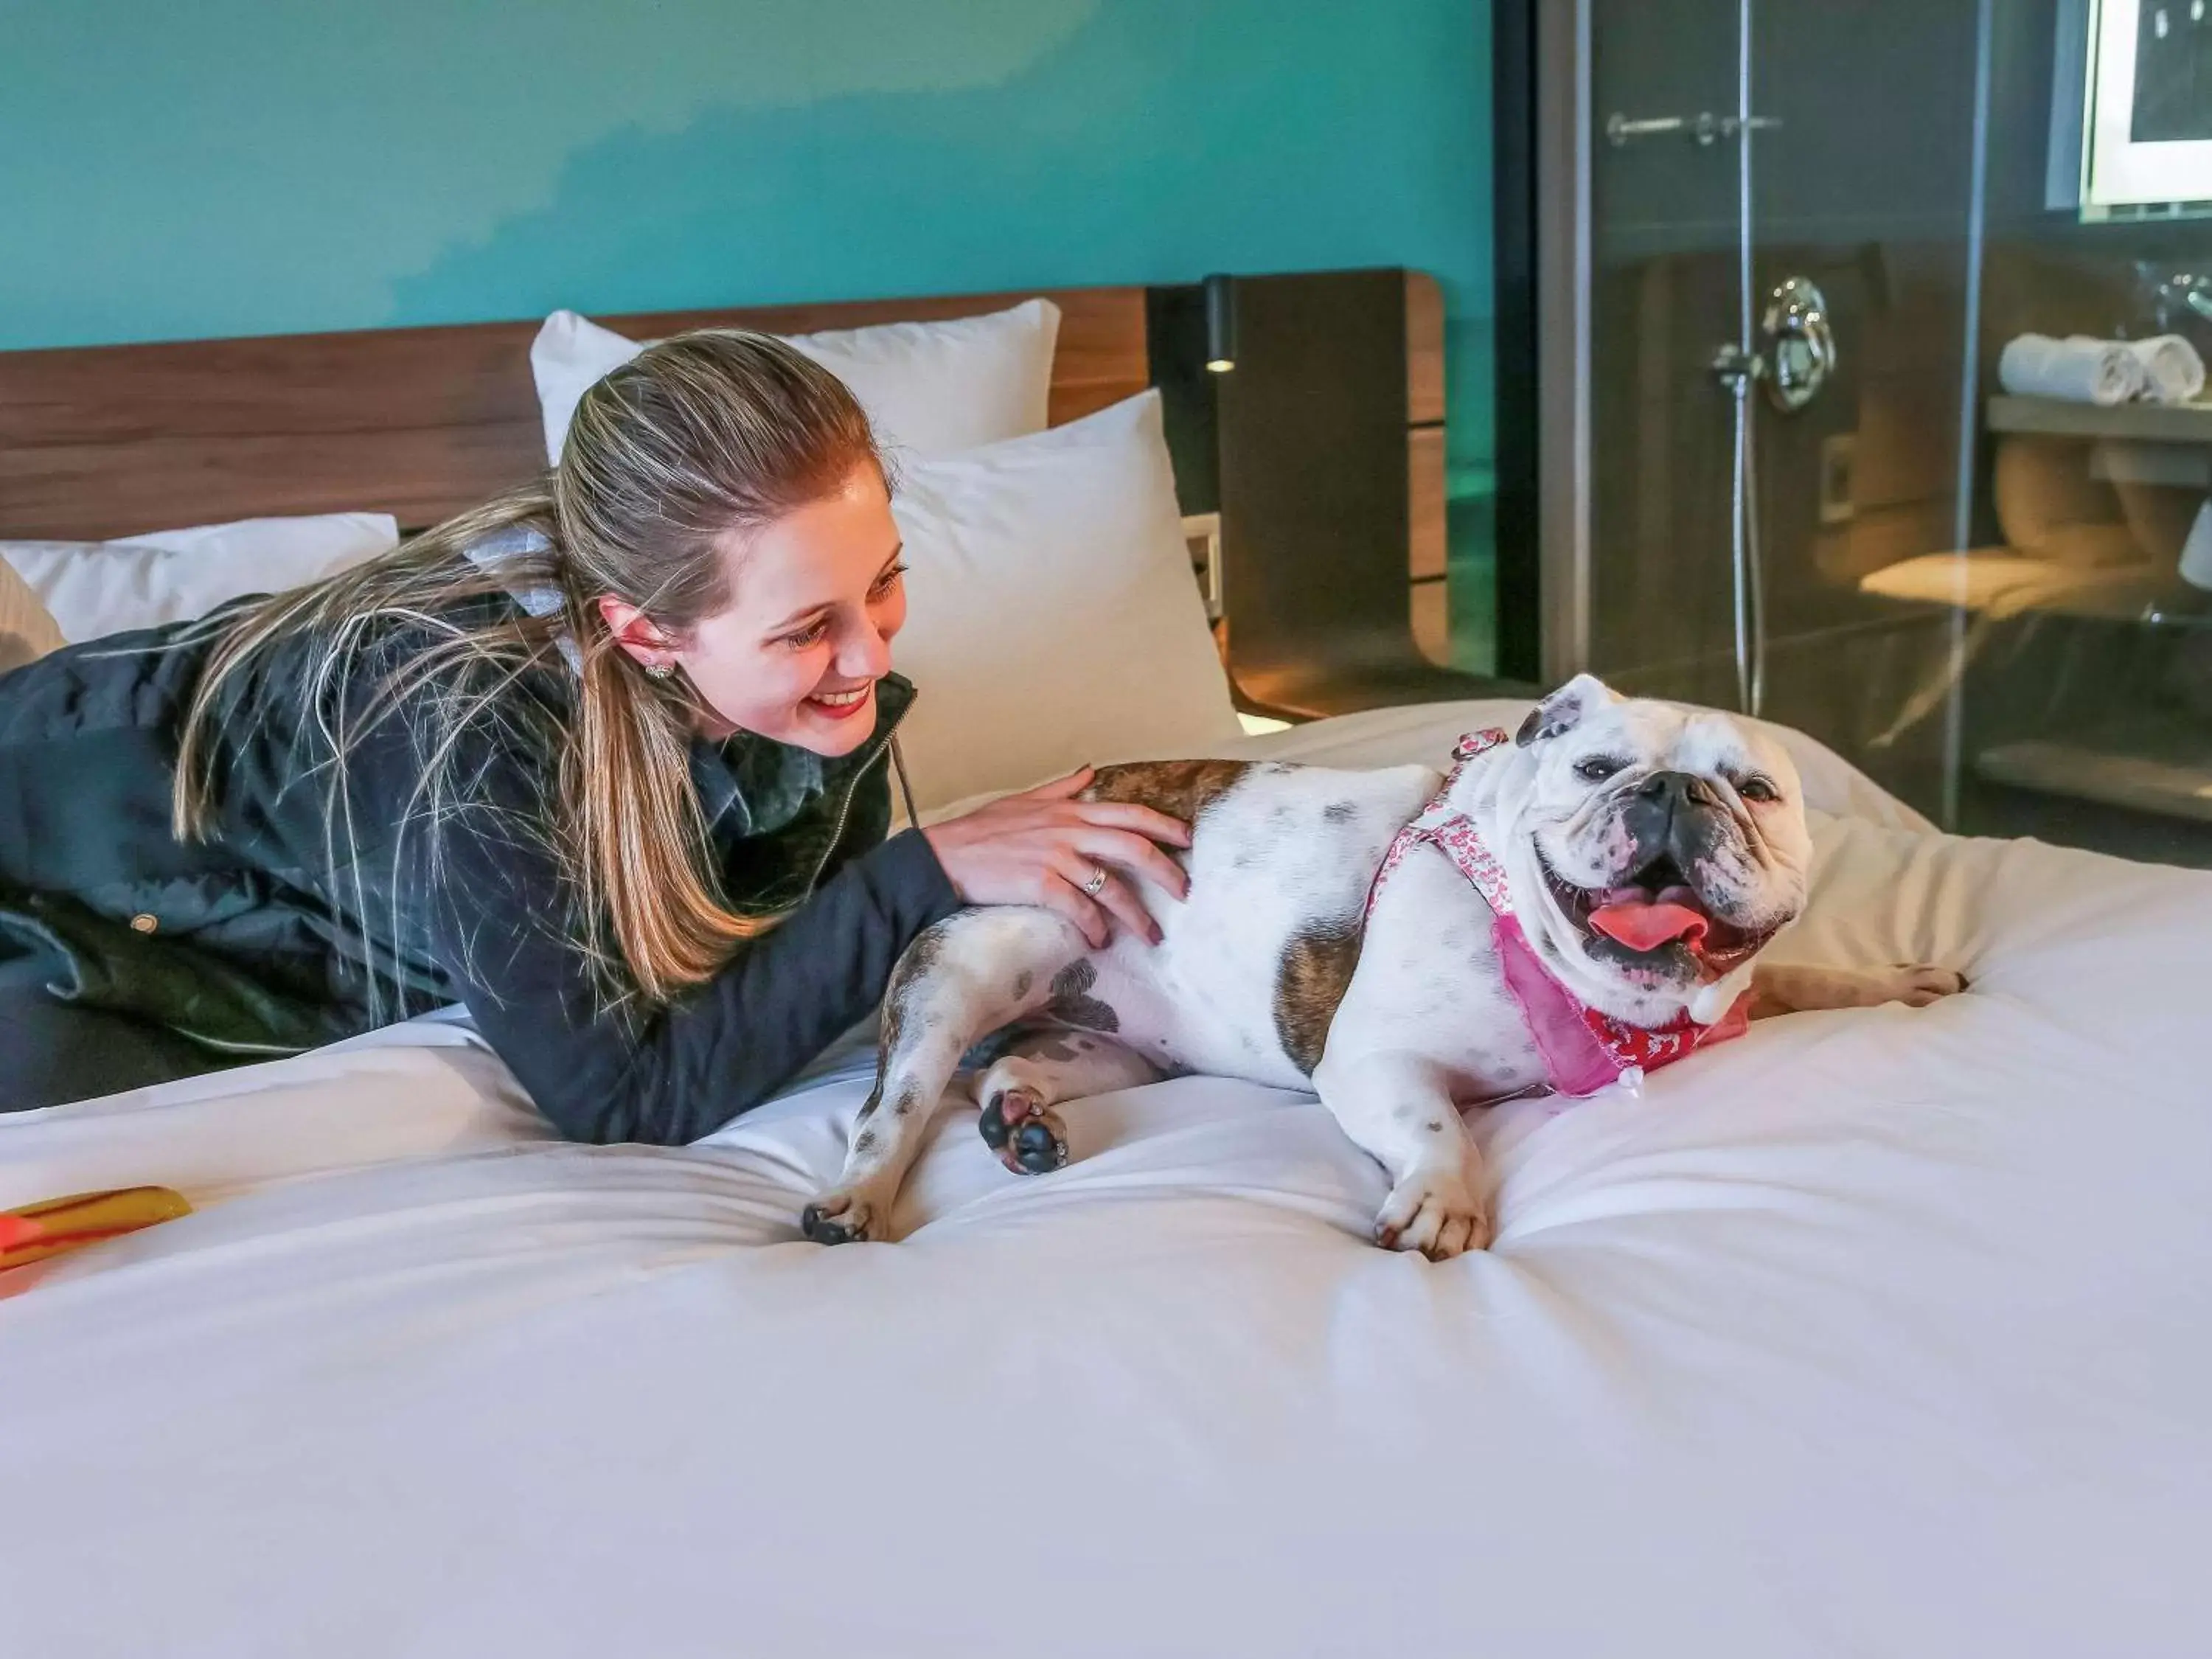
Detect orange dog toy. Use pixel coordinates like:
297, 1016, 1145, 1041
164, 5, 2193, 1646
0, 1186, 193, 1270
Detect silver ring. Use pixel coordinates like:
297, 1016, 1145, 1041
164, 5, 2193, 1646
1080, 866, 1109, 897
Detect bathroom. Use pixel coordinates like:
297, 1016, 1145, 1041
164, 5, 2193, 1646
1501, 0, 2212, 866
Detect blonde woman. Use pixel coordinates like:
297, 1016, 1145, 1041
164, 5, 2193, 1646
0, 333, 1190, 1131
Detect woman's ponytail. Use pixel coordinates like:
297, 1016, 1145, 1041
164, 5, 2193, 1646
566, 607, 763, 1005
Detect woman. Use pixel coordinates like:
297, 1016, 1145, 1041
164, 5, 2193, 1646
0, 331, 1191, 1136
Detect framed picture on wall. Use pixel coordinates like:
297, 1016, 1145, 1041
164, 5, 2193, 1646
2051, 0, 2212, 215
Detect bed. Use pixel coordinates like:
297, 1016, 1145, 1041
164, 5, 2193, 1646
4, 297, 2210, 1658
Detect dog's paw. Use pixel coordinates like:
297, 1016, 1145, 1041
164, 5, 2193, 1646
801, 1190, 880, 1245
1374, 1164, 1492, 1260
1887, 964, 1968, 1007
977, 1085, 1068, 1177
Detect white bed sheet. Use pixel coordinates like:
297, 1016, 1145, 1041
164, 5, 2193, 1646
3, 703, 2208, 1658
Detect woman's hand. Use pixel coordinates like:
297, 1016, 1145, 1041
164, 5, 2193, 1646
921, 768, 1192, 949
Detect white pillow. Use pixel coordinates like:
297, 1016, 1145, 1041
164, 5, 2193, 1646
0, 512, 400, 643
0, 557, 66, 673
531, 299, 1061, 464
888, 392, 1242, 814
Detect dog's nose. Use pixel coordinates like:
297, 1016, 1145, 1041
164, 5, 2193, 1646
1635, 771, 1717, 811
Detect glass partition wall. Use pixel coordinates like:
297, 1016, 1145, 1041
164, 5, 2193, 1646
1533, 0, 2212, 867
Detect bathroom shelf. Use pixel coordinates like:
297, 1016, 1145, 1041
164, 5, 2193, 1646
1987, 395, 2212, 445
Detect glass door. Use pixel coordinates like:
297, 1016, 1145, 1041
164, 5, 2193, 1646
1567, 0, 2212, 866
1581, 0, 1988, 818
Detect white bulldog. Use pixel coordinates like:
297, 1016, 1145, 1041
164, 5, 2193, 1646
802, 676, 1964, 1258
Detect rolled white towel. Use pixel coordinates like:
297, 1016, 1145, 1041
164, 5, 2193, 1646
2122, 333, 2207, 405
1999, 334, 2146, 406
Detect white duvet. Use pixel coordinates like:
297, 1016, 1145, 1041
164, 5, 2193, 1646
3, 703, 2208, 1658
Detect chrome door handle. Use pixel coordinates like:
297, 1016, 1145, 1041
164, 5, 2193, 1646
1760, 276, 1835, 413
1606, 111, 1782, 147
1606, 114, 1691, 145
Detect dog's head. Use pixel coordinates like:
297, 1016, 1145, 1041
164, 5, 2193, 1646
1461, 675, 1813, 1022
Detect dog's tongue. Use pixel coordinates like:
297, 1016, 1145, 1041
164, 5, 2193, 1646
1588, 885, 1709, 953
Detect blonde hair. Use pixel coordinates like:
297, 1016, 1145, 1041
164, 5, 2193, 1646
173, 330, 882, 1007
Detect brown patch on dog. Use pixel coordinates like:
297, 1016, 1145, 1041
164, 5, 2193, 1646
1272, 918, 1364, 1075
1045, 959, 1119, 1033
1082, 759, 1253, 827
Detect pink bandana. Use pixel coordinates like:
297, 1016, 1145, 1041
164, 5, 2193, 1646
1365, 729, 1749, 1099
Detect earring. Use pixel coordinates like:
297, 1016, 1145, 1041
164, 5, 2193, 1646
644, 662, 674, 681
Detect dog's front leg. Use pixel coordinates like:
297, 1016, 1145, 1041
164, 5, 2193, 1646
1310, 852, 1500, 1259
1312, 1046, 1492, 1259
1749, 962, 1966, 1019
802, 908, 1086, 1245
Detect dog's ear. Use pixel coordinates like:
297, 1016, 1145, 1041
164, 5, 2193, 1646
1514, 673, 1615, 748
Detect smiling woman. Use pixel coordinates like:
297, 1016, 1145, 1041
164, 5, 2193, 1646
0, 329, 1189, 1130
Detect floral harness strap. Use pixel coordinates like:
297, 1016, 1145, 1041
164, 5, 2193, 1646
1363, 728, 1749, 1099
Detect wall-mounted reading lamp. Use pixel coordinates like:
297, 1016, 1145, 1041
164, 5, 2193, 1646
1203, 272, 1237, 372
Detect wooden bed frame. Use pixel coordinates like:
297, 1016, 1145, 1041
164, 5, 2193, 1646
0, 288, 1153, 543
0, 271, 1503, 717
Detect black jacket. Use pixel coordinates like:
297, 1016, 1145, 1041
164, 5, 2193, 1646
0, 610, 959, 1143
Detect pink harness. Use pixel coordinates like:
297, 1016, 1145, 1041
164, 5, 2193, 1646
1366, 728, 1749, 1099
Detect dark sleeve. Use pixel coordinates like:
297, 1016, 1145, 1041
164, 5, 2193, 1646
385, 733, 960, 1146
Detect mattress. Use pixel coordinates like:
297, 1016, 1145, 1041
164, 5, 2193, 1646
3, 701, 2208, 1658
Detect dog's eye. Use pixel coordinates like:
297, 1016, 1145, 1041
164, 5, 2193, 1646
1737, 775, 1780, 803
1573, 757, 1624, 783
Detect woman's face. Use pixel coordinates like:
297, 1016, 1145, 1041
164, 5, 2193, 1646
607, 462, 907, 756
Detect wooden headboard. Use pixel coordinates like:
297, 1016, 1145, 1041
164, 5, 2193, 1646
0, 271, 1470, 717
0, 288, 1150, 543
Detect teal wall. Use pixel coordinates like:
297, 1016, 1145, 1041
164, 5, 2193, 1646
7, 0, 1492, 479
